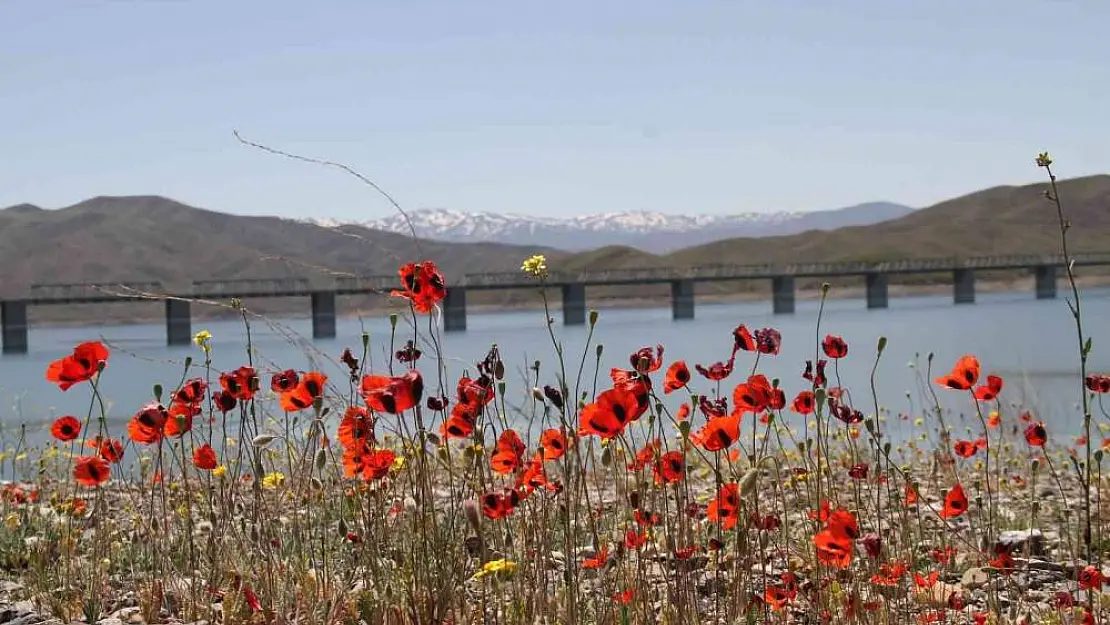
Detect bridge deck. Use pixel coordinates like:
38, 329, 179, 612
11, 252, 1110, 304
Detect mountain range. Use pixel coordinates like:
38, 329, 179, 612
312, 201, 916, 252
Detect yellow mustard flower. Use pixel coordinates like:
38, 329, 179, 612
521, 255, 548, 279
262, 471, 285, 489
193, 329, 212, 352
471, 558, 517, 580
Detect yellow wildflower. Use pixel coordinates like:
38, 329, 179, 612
4, 513, 20, 530
213, 465, 227, 478
262, 471, 285, 489
391, 455, 405, 472
471, 558, 517, 580
193, 329, 212, 352
521, 254, 548, 279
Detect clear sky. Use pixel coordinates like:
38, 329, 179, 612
2, 1, 1108, 220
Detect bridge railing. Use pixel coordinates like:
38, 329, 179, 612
28, 281, 165, 301
334, 275, 397, 292
191, 277, 311, 297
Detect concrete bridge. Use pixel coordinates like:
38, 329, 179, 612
2, 253, 1109, 354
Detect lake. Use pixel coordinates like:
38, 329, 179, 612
2, 289, 1108, 449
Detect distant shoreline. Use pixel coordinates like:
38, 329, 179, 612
20, 274, 1110, 330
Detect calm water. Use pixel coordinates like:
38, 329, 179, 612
2, 289, 1108, 447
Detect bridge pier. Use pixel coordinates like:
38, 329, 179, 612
671, 279, 695, 320
311, 292, 337, 339
165, 299, 192, 346
444, 287, 467, 332
772, 276, 795, 314
953, 269, 975, 304
1, 301, 29, 355
562, 284, 586, 326
865, 273, 889, 309
1035, 265, 1057, 299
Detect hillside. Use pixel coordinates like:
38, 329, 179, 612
642, 174, 1110, 268
0, 196, 557, 297
0, 196, 560, 323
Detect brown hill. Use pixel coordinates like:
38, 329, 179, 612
662, 174, 1110, 267
0, 195, 558, 296
0, 196, 560, 323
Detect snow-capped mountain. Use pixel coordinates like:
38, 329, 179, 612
310, 202, 914, 252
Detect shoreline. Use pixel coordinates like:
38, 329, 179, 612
18, 274, 1110, 329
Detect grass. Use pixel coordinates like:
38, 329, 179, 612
1, 156, 1109, 625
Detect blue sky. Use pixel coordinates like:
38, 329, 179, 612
2, 1, 1108, 220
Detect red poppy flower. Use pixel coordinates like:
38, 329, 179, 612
695, 351, 737, 382
914, 571, 940, 589
733, 375, 773, 415
973, 374, 1004, 401
692, 414, 741, 452
441, 403, 477, 439
87, 436, 124, 463
281, 371, 329, 412
754, 328, 781, 355
457, 375, 495, 408
165, 402, 197, 437
822, 335, 848, 359
480, 489, 520, 520
50, 416, 82, 442
395, 340, 422, 364
338, 405, 376, 449
664, 361, 690, 394
953, 440, 978, 458
491, 429, 526, 475
627, 440, 660, 472
173, 378, 207, 406
1086, 374, 1110, 393
219, 366, 258, 401
128, 403, 168, 444
46, 341, 109, 391
630, 345, 664, 374
768, 387, 786, 411
582, 546, 610, 569
392, 261, 447, 314
814, 529, 853, 568
271, 369, 299, 393
653, 451, 685, 484
803, 359, 827, 387
515, 452, 555, 494
578, 387, 639, 439
212, 390, 237, 413
193, 443, 218, 470
1079, 565, 1104, 590
73, 455, 110, 487
360, 370, 422, 414
848, 463, 869, 479
734, 324, 756, 351
934, 355, 981, 391
609, 369, 651, 421
940, 483, 968, 518
791, 391, 815, 415
676, 403, 691, 421
706, 483, 740, 529
1024, 422, 1048, 447
539, 428, 567, 460
344, 446, 396, 481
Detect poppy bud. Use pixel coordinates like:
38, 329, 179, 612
589, 309, 599, 327
362, 332, 370, 350
497, 381, 506, 397
389, 313, 398, 329
596, 344, 604, 358
877, 336, 888, 354
821, 282, 830, 294
543, 385, 564, 409
153, 384, 163, 402
184, 356, 192, 368
1096, 450, 1105, 464
601, 447, 612, 467
677, 421, 691, 439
